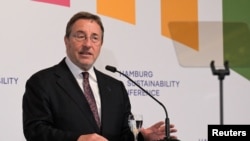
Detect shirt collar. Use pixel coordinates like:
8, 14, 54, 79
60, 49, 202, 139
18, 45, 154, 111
65, 57, 97, 81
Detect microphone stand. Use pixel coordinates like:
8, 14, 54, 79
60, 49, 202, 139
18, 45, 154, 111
210, 60, 230, 125
106, 66, 180, 141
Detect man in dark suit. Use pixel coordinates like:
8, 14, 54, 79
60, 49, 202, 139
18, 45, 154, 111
22, 11, 177, 141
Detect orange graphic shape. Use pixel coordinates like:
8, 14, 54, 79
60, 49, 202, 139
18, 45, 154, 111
97, 0, 135, 24
161, 0, 198, 51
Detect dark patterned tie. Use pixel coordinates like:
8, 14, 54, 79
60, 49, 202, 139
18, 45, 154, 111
82, 72, 101, 128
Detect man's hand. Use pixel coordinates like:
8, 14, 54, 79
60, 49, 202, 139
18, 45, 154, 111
140, 121, 178, 141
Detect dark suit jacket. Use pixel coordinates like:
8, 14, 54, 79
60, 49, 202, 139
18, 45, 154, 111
22, 58, 136, 141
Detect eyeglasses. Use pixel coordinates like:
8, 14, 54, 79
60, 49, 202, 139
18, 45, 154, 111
71, 32, 101, 43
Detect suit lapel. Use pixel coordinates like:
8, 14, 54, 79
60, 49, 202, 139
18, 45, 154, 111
94, 69, 115, 130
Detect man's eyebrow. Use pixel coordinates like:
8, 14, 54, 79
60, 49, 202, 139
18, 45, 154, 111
75, 30, 85, 34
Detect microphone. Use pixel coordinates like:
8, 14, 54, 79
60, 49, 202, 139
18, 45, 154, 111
105, 65, 179, 141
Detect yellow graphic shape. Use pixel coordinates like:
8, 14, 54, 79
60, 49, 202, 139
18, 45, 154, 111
161, 0, 198, 51
97, 0, 135, 24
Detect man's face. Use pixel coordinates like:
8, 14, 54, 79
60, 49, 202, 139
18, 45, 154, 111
64, 19, 103, 71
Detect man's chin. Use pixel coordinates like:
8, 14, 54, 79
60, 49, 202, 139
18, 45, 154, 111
79, 62, 93, 70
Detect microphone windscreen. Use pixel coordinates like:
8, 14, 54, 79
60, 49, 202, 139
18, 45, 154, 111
105, 65, 117, 72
